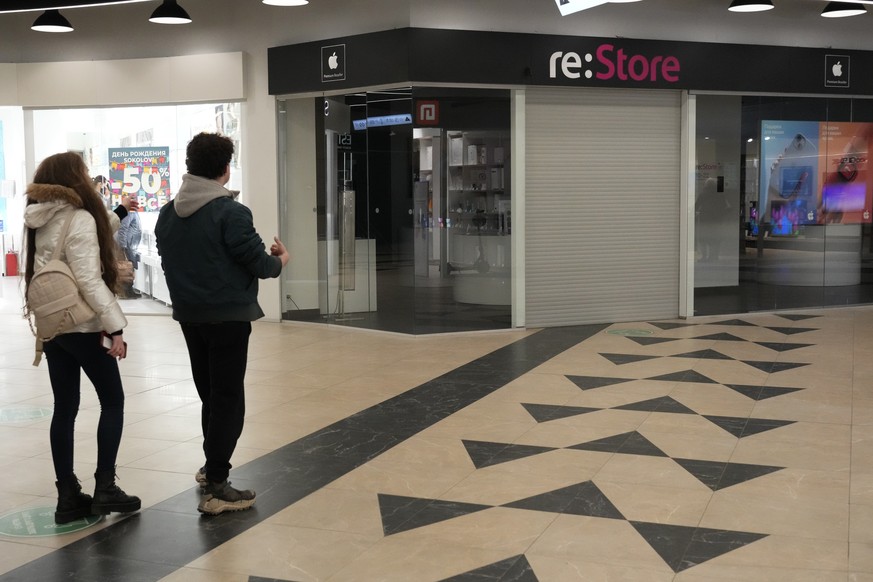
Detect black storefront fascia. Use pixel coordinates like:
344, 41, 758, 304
269, 27, 873, 96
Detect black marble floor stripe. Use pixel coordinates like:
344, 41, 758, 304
0, 324, 608, 582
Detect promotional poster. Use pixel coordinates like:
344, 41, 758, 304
107, 147, 171, 212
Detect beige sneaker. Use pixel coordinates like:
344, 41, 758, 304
198, 480, 256, 515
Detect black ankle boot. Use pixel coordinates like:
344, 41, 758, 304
55, 474, 93, 524
92, 468, 141, 515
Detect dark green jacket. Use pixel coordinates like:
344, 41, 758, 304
155, 175, 282, 322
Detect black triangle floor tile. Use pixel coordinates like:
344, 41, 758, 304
647, 370, 719, 384
613, 396, 697, 414
503, 481, 625, 520
754, 341, 815, 352
710, 319, 758, 327
776, 314, 821, 321
765, 326, 818, 335
670, 349, 734, 361
568, 431, 668, 457
599, 353, 662, 365
630, 521, 768, 573
758, 386, 804, 399
378, 494, 492, 536
566, 375, 634, 390
741, 361, 810, 373
704, 415, 796, 438
673, 458, 784, 491
627, 336, 681, 346
438, 555, 538, 582
521, 402, 601, 423
724, 384, 803, 401
679, 526, 769, 572
741, 417, 797, 437
250, 577, 300, 582
461, 440, 557, 469
649, 322, 700, 330
692, 333, 749, 342
722, 384, 763, 400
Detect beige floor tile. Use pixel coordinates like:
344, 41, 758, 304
676, 534, 848, 576
851, 504, 873, 543
158, 567, 249, 582
527, 514, 672, 573
596, 479, 712, 524
851, 542, 873, 573
121, 414, 203, 442
526, 553, 675, 581
187, 523, 379, 582
270, 487, 385, 536
327, 536, 517, 582
594, 452, 714, 491
852, 472, 873, 506
0, 540, 54, 576
443, 448, 609, 506
731, 422, 851, 471
700, 468, 849, 541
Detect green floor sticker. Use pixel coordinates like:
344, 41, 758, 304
606, 329, 654, 337
0, 506, 102, 537
0, 406, 52, 423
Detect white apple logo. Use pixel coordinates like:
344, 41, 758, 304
328, 52, 339, 70
833, 61, 843, 77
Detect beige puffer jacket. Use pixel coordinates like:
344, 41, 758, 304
23, 184, 127, 336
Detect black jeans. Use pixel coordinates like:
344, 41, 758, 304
43, 332, 125, 481
180, 321, 251, 484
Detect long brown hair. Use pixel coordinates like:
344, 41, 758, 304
24, 152, 119, 292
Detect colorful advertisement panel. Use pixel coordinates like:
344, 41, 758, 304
108, 147, 171, 212
760, 120, 872, 235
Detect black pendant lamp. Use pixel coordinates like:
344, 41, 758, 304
821, 1, 866, 17
31, 9, 74, 33
149, 0, 191, 24
728, 0, 774, 12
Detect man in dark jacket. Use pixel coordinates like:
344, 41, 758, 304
155, 132, 289, 515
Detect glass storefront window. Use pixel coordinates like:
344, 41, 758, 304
28, 102, 242, 303
694, 94, 873, 314
277, 87, 511, 334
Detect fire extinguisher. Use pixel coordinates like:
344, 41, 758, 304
5, 243, 18, 277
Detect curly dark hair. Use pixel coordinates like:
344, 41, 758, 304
185, 132, 234, 179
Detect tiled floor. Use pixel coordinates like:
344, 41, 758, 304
0, 275, 872, 581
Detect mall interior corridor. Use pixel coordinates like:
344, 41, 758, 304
0, 275, 871, 581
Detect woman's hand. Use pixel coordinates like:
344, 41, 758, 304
108, 335, 127, 359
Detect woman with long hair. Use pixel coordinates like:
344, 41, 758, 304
23, 152, 140, 524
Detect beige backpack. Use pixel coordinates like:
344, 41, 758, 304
24, 211, 96, 365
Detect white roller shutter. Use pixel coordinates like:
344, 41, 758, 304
525, 87, 681, 327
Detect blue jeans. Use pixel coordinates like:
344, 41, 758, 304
43, 332, 125, 480
180, 321, 251, 483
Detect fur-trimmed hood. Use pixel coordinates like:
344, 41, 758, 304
23, 183, 84, 230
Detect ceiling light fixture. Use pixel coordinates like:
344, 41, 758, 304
821, 1, 866, 17
262, 0, 309, 5
149, 0, 191, 24
728, 0, 775, 12
31, 9, 73, 32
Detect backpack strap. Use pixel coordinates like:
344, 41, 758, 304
52, 211, 76, 261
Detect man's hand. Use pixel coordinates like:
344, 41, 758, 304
120, 194, 140, 212
270, 236, 290, 267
